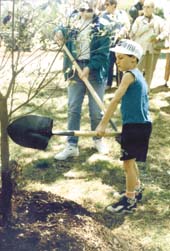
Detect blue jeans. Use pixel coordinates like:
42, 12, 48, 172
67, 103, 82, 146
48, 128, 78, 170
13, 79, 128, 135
67, 66, 106, 146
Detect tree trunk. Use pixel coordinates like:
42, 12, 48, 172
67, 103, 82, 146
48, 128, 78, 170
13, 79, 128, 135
0, 97, 12, 224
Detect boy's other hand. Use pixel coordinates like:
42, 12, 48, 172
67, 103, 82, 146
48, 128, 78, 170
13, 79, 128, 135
95, 124, 106, 137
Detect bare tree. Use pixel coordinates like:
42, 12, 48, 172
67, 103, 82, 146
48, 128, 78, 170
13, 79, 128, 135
0, 0, 62, 224
0, 0, 109, 224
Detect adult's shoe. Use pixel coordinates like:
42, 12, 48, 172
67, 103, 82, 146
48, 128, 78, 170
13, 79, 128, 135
94, 139, 109, 154
54, 144, 79, 161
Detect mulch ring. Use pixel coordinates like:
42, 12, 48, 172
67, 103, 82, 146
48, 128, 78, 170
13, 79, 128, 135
0, 190, 143, 251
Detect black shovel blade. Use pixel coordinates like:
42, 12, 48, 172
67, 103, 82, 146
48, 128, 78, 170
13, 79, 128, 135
7, 115, 53, 150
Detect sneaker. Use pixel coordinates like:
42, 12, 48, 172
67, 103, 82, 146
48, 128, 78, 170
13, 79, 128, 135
54, 145, 79, 161
135, 185, 145, 202
106, 196, 137, 213
114, 186, 144, 202
94, 139, 109, 154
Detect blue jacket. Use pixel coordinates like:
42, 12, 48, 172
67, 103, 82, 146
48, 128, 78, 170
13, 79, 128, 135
55, 15, 110, 83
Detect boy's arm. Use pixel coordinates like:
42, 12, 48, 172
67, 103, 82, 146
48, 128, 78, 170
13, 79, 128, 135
96, 72, 135, 135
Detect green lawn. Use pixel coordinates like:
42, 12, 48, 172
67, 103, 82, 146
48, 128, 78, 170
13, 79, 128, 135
0, 38, 168, 250
7, 51, 170, 251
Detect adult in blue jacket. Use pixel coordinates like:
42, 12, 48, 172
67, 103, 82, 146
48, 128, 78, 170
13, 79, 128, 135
54, 1, 110, 160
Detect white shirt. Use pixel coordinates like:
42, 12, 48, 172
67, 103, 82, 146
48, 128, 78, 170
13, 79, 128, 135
76, 19, 92, 60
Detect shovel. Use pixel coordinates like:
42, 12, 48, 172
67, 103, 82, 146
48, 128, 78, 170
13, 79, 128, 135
7, 115, 117, 150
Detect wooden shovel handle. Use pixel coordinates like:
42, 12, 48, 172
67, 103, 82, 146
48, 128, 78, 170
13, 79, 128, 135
52, 130, 117, 137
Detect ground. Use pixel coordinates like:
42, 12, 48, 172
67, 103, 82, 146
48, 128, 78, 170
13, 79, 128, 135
0, 48, 170, 251
0, 190, 144, 251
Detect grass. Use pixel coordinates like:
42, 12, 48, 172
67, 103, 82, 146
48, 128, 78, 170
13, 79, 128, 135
6, 50, 170, 251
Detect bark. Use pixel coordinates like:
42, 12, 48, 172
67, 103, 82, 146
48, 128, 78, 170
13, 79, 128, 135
0, 96, 12, 224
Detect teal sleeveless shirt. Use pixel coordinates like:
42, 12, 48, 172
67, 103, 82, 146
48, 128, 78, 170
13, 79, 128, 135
121, 68, 151, 125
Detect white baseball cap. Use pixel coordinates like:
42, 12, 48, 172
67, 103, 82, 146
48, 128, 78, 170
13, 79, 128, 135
110, 39, 143, 61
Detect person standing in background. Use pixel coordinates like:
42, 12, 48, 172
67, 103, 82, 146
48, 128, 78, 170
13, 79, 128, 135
164, 12, 170, 87
129, 0, 144, 24
101, 0, 130, 90
130, 0, 168, 89
3, 11, 12, 25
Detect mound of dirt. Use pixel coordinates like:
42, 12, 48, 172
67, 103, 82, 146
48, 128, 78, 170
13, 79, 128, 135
0, 191, 143, 251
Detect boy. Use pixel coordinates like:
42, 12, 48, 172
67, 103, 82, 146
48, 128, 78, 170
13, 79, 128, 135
96, 39, 152, 213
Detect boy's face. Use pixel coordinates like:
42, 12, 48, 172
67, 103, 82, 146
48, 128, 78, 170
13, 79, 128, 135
115, 53, 137, 71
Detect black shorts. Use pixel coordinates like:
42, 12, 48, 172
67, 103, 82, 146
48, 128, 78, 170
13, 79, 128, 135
120, 122, 152, 162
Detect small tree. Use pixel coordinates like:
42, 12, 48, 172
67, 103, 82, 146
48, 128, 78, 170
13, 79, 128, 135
0, 0, 107, 224
0, 0, 62, 224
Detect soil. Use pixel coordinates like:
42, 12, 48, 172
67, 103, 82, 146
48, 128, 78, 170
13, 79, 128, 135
0, 190, 144, 251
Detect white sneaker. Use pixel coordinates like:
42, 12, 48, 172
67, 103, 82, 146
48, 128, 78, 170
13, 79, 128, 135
54, 145, 79, 160
94, 139, 109, 154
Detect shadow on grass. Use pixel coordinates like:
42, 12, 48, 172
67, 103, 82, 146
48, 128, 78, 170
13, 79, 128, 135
22, 157, 72, 184
160, 105, 170, 114
22, 146, 125, 190
130, 189, 170, 225
150, 85, 170, 94
92, 210, 126, 229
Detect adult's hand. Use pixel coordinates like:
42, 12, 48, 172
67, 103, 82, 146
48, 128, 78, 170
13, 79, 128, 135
54, 30, 64, 46
78, 66, 90, 80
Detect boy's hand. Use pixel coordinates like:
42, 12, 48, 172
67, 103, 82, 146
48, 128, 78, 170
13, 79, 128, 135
95, 123, 106, 137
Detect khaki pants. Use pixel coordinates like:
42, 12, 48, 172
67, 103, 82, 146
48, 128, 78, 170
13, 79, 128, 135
138, 51, 160, 88
164, 53, 170, 82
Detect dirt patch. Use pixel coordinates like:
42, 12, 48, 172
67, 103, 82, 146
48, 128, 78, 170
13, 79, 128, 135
0, 190, 144, 251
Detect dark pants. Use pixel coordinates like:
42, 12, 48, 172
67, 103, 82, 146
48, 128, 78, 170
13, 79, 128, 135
120, 123, 152, 162
107, 51, 123, 87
